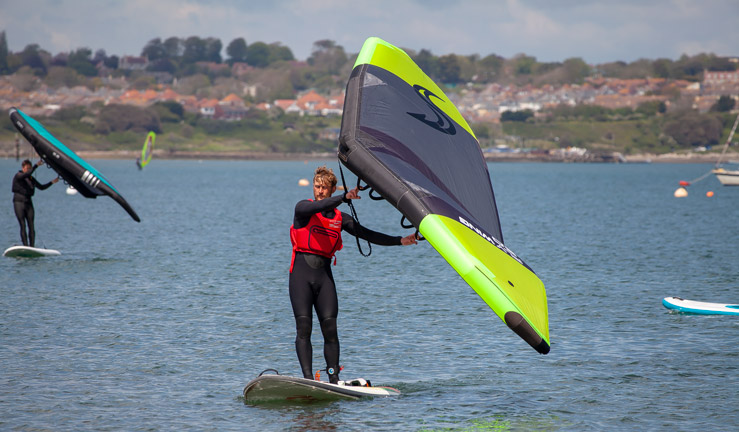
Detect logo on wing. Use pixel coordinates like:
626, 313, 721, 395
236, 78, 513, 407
407, 84, 456, 135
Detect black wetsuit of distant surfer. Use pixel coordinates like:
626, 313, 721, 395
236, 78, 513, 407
11, 161, 55, 247
290, 193, 403, 383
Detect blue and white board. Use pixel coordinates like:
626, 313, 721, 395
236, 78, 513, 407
243, 370, 400, 403
662, 296, 739, 316
3, 245, 61, 258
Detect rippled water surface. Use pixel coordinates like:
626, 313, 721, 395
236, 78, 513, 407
1, 159, 737, 431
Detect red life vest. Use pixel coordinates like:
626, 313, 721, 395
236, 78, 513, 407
290, 205, 343, 272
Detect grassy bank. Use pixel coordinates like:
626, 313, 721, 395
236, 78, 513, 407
2, 111, 737, 161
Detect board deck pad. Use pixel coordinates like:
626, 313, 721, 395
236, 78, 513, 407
3, 245, 61, 258
663, 296, 739, 316
243, 371, 400, 403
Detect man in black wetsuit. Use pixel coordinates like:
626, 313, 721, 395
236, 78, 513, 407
12, 159, 58, 247
289, 165, 417, 383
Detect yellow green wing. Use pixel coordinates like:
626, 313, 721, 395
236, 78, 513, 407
339, 38, 549, 354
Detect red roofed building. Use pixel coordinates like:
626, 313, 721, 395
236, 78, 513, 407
159, 88, 182, 102
704, 70, 739, 85
199, 99, 219, 118
196, 62, 230, 74
119, 56, 149, 71
215, 93, 248, 120
254, 102, 271, 111
274, 99, 301, 115
231, 62, 254, 77
296, 90, 326, 115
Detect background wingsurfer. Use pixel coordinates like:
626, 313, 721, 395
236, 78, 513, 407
290, 165, 417, 383
11, 159, 59, 247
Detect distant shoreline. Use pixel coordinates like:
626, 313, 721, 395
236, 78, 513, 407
482, 151, 734, 164
1, 149, 736, 164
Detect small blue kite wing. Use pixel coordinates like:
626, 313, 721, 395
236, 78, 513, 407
9, 107, 140, 222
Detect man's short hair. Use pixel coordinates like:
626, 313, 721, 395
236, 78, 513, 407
314, 165, 337, 188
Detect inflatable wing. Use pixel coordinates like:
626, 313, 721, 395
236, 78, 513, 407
138, 131, 155, 169
9, 107, 140, 222
338, 38, 549, 354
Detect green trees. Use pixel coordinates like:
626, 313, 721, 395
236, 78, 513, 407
137, 36, 296, 77
19, 44, 47, 76
203, 38, 222, 63
663, 113, 723, 147
67, 48, 97, 77
0, 31, 8, 74
562, 58, 590, 84
1, 31, 735, 93
95, 104, 161, 134
512, 54, 536, 76
141, 38, 167, 61
438, 54, 461, 84
414, 49, 439, 78
628, 53, 736, 81
636, 100, 667, 117
308, 40, 347, 75
182, 36, 208, 64
44, 66, 83, 88
226, 38, 248, 64
712, 95, 736, 112
244, 42, 270, 67
150, 101, 185, 123
243, 41, 294, 67
477, 54, 504, 82
501, 110, 534, 122
266, 43, 294, 64
143, 36, 223, 65
163, 37, 182, 59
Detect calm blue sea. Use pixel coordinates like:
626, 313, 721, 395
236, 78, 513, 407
1, 158, 737, 431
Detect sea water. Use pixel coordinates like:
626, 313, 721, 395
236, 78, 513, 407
1, 159, 737, 431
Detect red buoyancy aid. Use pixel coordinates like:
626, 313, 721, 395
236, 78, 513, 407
290, 205, 343, 272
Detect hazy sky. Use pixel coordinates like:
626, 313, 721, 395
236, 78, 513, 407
1, 0, 737, 64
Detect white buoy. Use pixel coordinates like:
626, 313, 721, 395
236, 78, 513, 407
66, 186, 78, 195
298, 178, 310, 186
674, 187, 688, 198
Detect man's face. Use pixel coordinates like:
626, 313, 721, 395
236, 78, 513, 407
313, 180, 335, 201
21, 164, 32, 173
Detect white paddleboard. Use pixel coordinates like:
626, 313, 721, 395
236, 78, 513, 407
662, 296, 739, 316
243, 370, 400, 403
3, 245, 61, 258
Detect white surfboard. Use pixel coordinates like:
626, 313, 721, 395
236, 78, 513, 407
662, 296, 739, 316
3, 245, 61, 258
243, 370, 400, 403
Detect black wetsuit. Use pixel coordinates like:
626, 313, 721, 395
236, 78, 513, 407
290, 194, 401, 381
12, 165, 52, 247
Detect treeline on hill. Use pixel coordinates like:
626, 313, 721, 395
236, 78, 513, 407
0, 30, 737, 154
0, 100, 341, 154
489, 98, 736, 154
2, 30, 736, 95
1, 95, 733, 155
